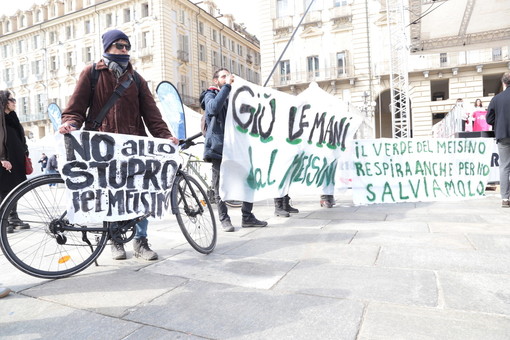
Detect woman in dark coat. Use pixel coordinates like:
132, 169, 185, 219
0, 90, 30, 232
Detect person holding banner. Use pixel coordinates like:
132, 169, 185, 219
59, 29, 178, 261
202, 68, 268, 231
0, 91, 31, 233
487, 72, 510, 208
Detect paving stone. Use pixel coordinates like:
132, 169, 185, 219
466, 234, 510, 252
429, 222, 510, 234
377, 246, 510, 274
439, 271, 510, 316
21, 269, 188, 317
125, 280, 365, 340
325, 220, 430, 232
0, 294, 139, 339
386, 212, 486, 223
274, 261, 438, 307
350, 231, 473, 249
144, 251, 297, 290
124, 325, 205, 339
358, 302, 510, 340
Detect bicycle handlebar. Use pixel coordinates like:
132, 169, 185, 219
179, 132, 204, 150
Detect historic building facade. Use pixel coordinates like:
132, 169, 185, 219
259, 0, 510, 138
0, 0, 260, 139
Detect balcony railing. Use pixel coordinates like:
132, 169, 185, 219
273, 66, 353, 86
19, 113, 48, 123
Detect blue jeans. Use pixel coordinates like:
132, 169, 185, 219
135, 218, 148, 239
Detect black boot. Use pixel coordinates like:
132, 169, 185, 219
8, 207, 30, 230
274, 197, 290, 217
320, 195, 335, 208
283, 195, 299, 213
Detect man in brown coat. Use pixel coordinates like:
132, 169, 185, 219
59, 29, 178, 261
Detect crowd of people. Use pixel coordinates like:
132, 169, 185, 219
2, 28, 509, 298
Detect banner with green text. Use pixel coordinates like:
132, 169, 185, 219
351, 138, 493, 204
220, 79, 363, 202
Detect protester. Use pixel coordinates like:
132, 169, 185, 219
487, 72, 510, 207
38, 153, 48, 172
471, 99, 490, 132
202, 68, 268, 231
274, 194, 299, 217
0, 91, 30, 233
59, 29, 178, 260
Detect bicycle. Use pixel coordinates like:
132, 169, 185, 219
0, 133, 217, 279
180, 136, 242, 208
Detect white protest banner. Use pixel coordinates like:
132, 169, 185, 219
220, 79, 363, 202
351, 138, 493, 204
55, 131, 180, 223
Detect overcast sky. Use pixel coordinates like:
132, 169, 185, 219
0, 0, 261, 37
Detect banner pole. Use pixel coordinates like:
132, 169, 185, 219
263, 0, 316, 87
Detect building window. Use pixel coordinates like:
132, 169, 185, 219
17, 40, 25, 54
179, 9, 186, 24
178, 34, 189, 61
84, 20, 92, 34
83, 46, 93, 62
5, 21, 11, 33
307, 55, 320, 78
141, 3, 149, 17
49, 56, 58, 71
280, 60, 290, 84
198, 21, 204, 35
222, 36, 227, 47
334, 0, 349, 6
212, 29, 218, 42
34, 60, 43, 75
238, 45, 243, 56
337, 51, 346, 76
440, 53, 448, 67
212, 51, 219, 67
35, 10, 42, 23
123, 8, 131, 23
430, 79, 449, 101
66, 25, 74, 39
492, 47, 502, 62
33, 35, 41, 49
49, 31, 58, 44
277, 0, 289, 18
222, 55, 228, 67
141, 31, 150, 48
66, 51, 74, 67
105, 13, 113, 27
19, 97, 29, 115
20, 64, 28, 79
36, 94, 45, 114
199, 44, 206, 62
20, 15, 27, 28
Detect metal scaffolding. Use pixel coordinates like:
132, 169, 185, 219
386, 0, 411, 138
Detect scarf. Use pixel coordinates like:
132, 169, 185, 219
103, 54, 130, 78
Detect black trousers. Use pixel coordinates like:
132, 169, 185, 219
211, 158, 253, 222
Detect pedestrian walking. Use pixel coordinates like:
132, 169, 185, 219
486, 72, 510, 207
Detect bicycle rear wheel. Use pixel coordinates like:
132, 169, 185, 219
172, 173, 217, 254
0, 174, 109, 279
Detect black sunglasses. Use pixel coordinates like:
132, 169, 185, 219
113, 42, 131, 51
8, 98, 16, 103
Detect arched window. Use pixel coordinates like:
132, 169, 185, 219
5, 21, 11, 33
20, 15, 26, 27
36, 10, 42, 22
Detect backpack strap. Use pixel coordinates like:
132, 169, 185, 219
89, 64, 141, 108
91, 75, 134, 131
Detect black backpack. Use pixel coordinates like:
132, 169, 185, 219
199, 88, 219, 136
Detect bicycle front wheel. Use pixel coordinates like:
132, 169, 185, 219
172, 173, 217, 254
0, 174, 109, 279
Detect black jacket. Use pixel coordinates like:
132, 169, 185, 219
0, 111, 28, 192
203, 84, 231, 161
487, 87, 510, 142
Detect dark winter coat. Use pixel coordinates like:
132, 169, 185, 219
203, 84, 231, 161
62, 60, 172, 138
487, 87, 510, 142
0, 111, 28, 192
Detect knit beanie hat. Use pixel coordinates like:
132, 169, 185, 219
102, 29, 130, 53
